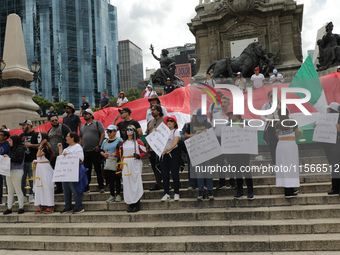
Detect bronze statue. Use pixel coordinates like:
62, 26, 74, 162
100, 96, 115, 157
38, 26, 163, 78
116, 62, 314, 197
206, 42, 267, 78
150, 45, 177, 85
262, 51, 280, 77
317, 22, 340, 71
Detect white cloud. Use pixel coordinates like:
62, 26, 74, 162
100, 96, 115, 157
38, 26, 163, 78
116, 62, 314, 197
111, 0, 340, 78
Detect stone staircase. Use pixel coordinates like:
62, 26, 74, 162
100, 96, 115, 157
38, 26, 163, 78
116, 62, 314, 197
0, 143, 340, 254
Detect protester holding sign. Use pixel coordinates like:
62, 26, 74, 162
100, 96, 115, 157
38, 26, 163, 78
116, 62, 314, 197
117, 125, 147, 213
227, 111, 255, 200
58, 132, 85, 214
160, 116, 181, 201
100, 125, 123, 203
3, 135, 25, 215
33, 132, 55, 214
275, 109, 300, 198
0, 130, 10, 204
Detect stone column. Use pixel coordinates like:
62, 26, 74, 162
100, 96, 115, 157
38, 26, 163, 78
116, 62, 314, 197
0, 14, 39, 130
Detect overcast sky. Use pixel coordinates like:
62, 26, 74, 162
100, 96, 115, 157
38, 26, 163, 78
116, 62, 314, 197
110, 0, 339, 78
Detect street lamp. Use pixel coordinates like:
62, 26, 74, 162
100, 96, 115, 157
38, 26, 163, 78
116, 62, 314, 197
30, 59, 40, 80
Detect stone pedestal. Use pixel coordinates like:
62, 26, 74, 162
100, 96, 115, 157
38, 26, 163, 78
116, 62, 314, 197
0, 86, 39, 130
188, 0, 304, 78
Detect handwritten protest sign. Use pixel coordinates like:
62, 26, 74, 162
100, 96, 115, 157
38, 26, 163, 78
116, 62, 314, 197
52, 155, 79, 182
0, 156, 10, 176
313, 113, 339, 144
145, 122, 171, 158
185, 128, 221, 166
221, 126, 258, 154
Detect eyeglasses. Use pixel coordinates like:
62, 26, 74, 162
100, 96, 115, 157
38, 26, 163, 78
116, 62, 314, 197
120, 111, 126, 114
151, 108, 157, 111
167, 119, 174, 122
51, 119, 59, 122
126, 129, 134, 132
65, 107, 70, 110
83, 112, 90, 115
107, 130, 116, 133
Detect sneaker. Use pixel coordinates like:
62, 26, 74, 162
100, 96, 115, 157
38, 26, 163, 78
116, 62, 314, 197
197, 191, 204, 201
28, 194, 34, 203
72, 208, 85, 214
106, 196, 116, 203
161, 194, 170, 202
247, 193, 255, 200
84, 190, 91, 195
100, 189, 105, 194
34, 206, 44, 214
285, 194, 298, 199
18, 208, 25, 214
188, 186, 193, 191
3, 209, 12, 215
174, 194, 180, 201
216, 185, 227, 190
234, 192, 244, 199
208, 191, 214, 201
44, 207, 54, 214
327, 190, 338, 195
115, 195, 122, 202
60, 208, 72, 214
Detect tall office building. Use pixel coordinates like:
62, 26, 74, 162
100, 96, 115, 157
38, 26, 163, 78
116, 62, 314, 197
0, 0, 119, 109
119, 40, 143, 91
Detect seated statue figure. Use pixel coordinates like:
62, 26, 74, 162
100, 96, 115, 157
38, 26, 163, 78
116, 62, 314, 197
317, 22, 340, 71
150, 45, 176, 85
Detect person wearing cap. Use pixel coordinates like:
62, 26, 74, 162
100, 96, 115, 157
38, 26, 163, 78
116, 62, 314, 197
117, 92, 129, 107
48, 115, 71, 194
313, 102, 340, 195
100, 125, 123, 202
145, 104, 165, 191
269, 69, 284, 85
146, 94, 168, 122
63, 103, 81, 133
250, 67, 265, 89
337, 66, 340, 72
160, 115, 181, 201
208, 90, 224, 122
113, 107, 143, 139
79, 96, 90, 116
47, 106, 57, 121
100, 91, 111, 109
143, 85, 157, 98
204, 72, 216, 87
227, 111, 255, 200
79, 108, 106, 193
19, 119, 40, 203
187, 77, 196, 87
235, 72, 246, 92
162, 78, 175, 95
184, 108, 214, 201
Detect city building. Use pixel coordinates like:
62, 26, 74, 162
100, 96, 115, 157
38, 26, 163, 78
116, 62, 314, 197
118, 40, 144, 91
0, 0, 119, 109
166, 43, 196, 76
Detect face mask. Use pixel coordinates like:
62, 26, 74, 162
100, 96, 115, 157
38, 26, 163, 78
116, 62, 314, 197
37, 133, 42, 144
126, 130, 134, 136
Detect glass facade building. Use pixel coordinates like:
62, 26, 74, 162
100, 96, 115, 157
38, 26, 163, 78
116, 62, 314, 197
119, 40, 143, 91
0, 0, 119, 109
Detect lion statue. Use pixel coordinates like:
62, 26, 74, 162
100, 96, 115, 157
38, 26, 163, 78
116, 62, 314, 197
206, 42, 267, 78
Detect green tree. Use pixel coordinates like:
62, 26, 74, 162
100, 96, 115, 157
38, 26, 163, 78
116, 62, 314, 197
110, 96, 118, 107
54, 101, 68, 115
32, 96, 54, 117
125, 88, 142, 102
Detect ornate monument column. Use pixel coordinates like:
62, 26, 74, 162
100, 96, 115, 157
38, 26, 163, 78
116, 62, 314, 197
188, 0, 303, 78
0, 14, 39, 130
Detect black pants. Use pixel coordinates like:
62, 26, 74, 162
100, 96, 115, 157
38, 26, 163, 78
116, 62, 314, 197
268, 126, 278, 165
84, 151, 104, 190
149, 151, 162, 187
284, 187, 295, 196
229, 154, 253, 194
105, 170, 121, 196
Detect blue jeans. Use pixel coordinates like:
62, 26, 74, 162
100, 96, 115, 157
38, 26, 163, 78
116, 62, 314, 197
62, 182, 83, 210
187, 156, 197, 188
197, 176, 213, 192
22, 162, 33, 196
0, 174, 3, 202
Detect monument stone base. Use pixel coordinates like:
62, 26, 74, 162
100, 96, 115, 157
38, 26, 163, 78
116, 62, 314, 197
0, 86, 39, 130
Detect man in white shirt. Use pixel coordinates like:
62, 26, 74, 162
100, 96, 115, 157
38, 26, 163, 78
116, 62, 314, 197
204, 73, 216, 87
269, 69, 285, 85
250, 67, 265, 89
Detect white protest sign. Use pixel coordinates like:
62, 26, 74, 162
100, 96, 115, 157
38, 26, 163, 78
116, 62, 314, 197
185, 128, 221, 166
313, 113, 339, 144
145, 122, 171, 158
221, 126, 258, 154
52, 155, 79, 182
0, 156, 10, 176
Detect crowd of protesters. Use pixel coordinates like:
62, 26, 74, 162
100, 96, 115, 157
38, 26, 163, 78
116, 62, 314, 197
2, 68, 338, 216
